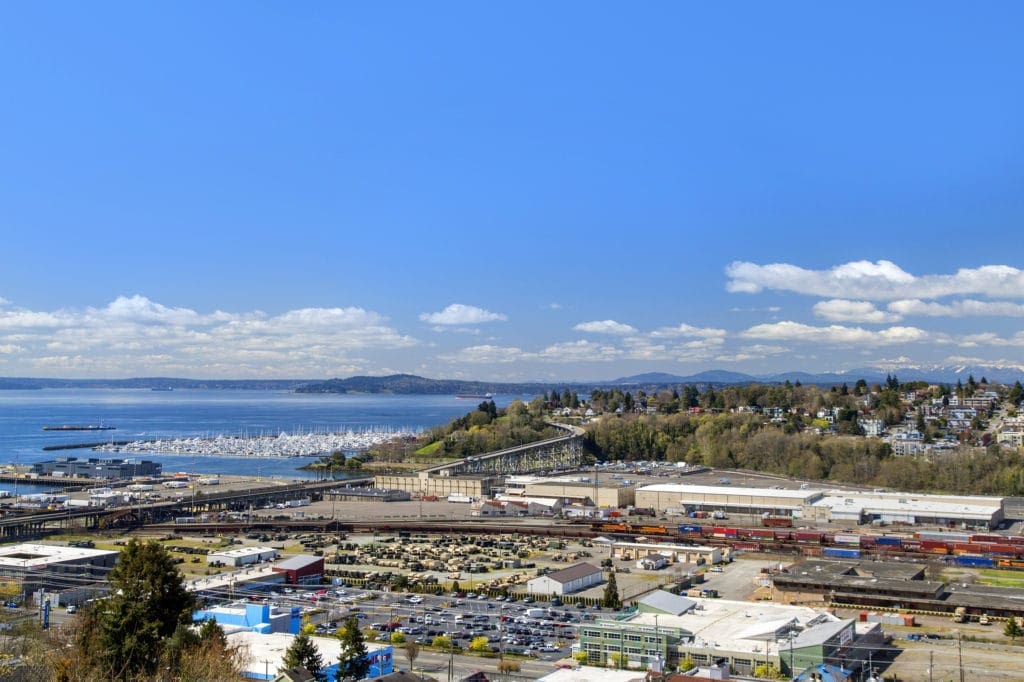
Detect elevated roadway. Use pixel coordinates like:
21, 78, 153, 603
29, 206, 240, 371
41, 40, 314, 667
417, 422, 585, 476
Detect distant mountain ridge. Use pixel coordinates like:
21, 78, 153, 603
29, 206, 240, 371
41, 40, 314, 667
0, 377, 309, 391
3, 362, 1022, 394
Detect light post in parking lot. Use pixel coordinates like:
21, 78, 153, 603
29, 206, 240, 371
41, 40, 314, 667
498, 603, 505, 667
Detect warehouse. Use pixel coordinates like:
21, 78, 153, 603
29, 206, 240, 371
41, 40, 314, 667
271, 554, 324, 585
527, 562, 603, 596
31, 456, 161, 479
506, 476, 636, 508
578, 597, 876, 678
0, 543, 119, 598
803, 491, 1004, 529
636, 483, 1006, 530
207, 546, 278, 567
635, 483, 822, 517
372, 472, 499, 499
604, 540, 722, 566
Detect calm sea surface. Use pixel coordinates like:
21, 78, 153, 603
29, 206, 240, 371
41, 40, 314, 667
0, 389, 519, 494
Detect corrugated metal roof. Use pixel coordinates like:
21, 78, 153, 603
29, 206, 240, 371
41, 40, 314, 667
637, 590, 696, 616
273, 554, 323, 571
538, 562, 602, 585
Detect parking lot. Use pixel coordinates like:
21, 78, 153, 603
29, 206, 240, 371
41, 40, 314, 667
206, 582, 591, 663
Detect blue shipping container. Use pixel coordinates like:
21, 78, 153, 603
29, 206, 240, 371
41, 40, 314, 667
678, 524, 703, 534
876, 536, 902, 546
953, 555, 994, 568
823, 547, 862, 559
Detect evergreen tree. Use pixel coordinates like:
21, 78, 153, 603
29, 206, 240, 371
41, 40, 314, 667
602, 572, 622, 609
97, 539, 194, 679
335, 617, 370, 681
1006, 617, 1023, 641
283, 631, 326, 681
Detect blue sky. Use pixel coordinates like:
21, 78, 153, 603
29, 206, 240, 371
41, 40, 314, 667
2, 3, 1024, 380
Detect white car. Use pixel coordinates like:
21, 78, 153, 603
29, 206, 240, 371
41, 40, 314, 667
408, 596, 423, 604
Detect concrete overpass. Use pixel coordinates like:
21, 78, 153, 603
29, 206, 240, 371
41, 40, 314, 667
0, 478, 371, 539
417, 422, 586, 476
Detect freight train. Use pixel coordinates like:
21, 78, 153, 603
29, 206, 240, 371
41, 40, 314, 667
588, 521, 1024, 568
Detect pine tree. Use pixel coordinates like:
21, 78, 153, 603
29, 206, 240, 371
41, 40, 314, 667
602, 572, 622, 609
97, 539, 195, 678
1005, 617, 1023, 641
336, 617, 370, 681
283, 631, 326, 681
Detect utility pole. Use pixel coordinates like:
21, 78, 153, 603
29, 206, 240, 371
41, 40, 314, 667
929, 650, 933, 682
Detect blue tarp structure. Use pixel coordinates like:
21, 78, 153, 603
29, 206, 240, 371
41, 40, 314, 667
794, 663, 855, 681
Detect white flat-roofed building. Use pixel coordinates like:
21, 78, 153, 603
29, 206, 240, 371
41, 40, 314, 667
579, 597, 859, 677
207, 546, 278, 567
0, 543, 119, 595
635, 483, 824, 516
227, 631, 393, 680
808, 491, 1004, 529
608, 541, 722, 566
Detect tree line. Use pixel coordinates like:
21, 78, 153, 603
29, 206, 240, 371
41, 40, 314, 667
584, 412, 1024, 496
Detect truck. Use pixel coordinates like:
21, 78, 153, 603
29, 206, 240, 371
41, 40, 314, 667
447, 494, 473, 503
952, 607, 967, 623
525, 608, 547, 618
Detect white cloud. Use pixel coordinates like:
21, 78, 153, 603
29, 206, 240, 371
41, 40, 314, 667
726, 260, 1024, 301
440, 345, 524, 364
543, 303, 563, 310
419, 304, 507, 325
573, 320, 637, 335
712, 344, 787, 364
536, 340, 622, 362
650, 323, 727, 339
0, 344, 22, 354
958, 332, 1024, 348
741, 321, 928, 346
0, 295, 417, 377
813, 299, 902, 323
888, 299, 1024, 318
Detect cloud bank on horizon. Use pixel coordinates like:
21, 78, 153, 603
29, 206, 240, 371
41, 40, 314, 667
4, 260, 1024, 379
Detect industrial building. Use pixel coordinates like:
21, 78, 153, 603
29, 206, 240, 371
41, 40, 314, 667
602, 540, 723, 566
31, 456, 162, 479
325, 487, 411, 502
207, 546, 279, 567
578, 593, 883, 677
271, 555, 324, 585
803, 491, 1004, 529
527, 562, 604, 596
372, 472, 501, 499
506, 475, 636, 508
0, 543, 118, 598
227, 631, 393, 680
635, 483, 1005, 529
635, 484, 819, 517
772, 558, 1024, 619
194, 601, 301, 634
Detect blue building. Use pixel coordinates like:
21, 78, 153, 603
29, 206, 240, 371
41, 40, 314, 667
193, 602, 301, 634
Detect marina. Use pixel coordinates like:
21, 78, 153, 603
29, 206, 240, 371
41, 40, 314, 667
93, 427, 415, 458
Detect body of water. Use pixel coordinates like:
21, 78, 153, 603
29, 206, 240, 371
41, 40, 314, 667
0, 389, 521, 494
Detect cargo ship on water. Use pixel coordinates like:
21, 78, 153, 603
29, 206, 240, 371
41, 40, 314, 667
456, 392, 493, 400
42, 424, 116, 431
